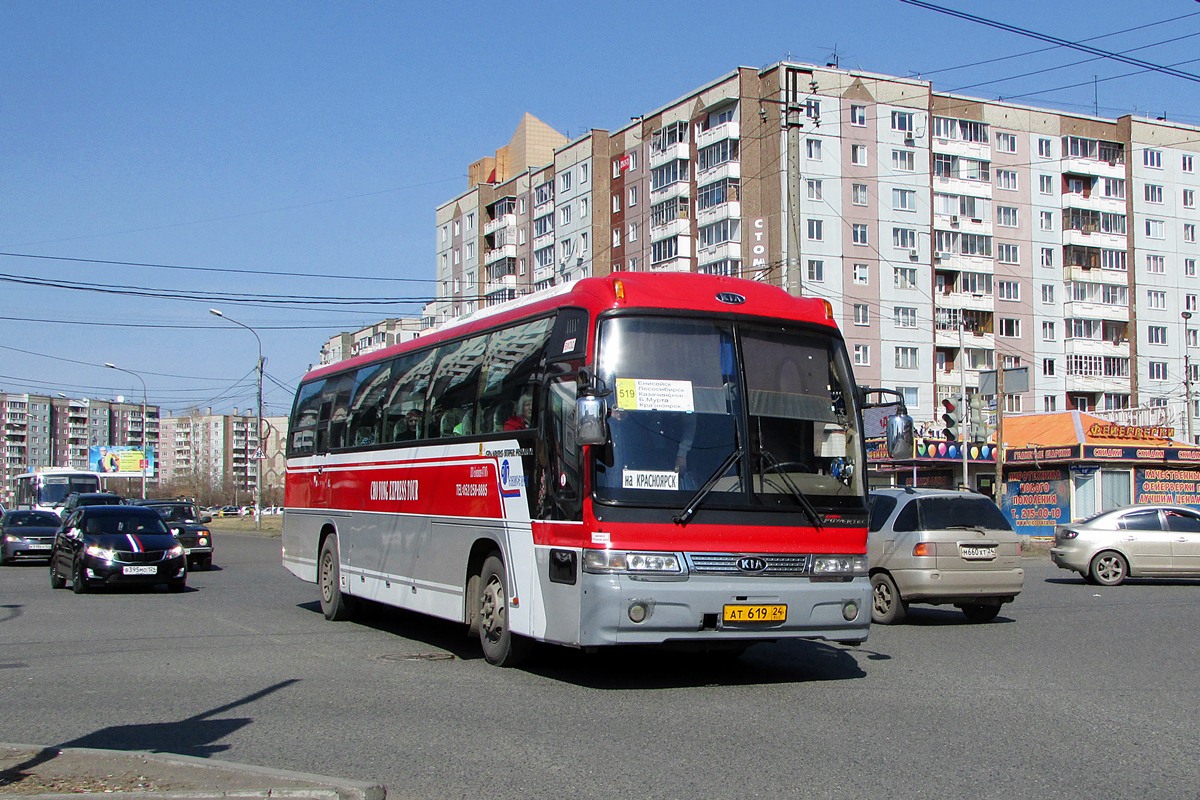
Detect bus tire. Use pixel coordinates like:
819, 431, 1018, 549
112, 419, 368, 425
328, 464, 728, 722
478, 554, 531, 667
318, 534, 355, 621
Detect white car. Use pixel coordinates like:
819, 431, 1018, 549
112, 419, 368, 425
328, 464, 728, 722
1051, 504, 1200, 585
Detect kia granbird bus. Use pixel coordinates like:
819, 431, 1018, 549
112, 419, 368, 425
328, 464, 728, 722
12, 469, 103, 516
282, 272, 912, 666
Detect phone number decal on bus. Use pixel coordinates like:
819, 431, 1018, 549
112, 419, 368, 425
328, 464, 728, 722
369, 480, 420, 501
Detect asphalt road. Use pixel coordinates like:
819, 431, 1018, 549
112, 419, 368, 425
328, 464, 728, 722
1, 530, 1197, 800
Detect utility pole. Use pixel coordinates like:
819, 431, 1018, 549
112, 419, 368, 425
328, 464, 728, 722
959, 320, 968, 489
785, 99, 803, 296
1183, 312, 1194, 442
994, 359, 1005, 503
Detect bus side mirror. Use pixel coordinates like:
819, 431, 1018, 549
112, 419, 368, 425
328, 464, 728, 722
577, 395, 607, 446
886, 412, 914, 460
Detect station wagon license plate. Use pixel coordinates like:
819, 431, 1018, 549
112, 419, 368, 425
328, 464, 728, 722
123, 565, 157, 576
960, 545, 997, 560
28, 543, 51, 550
723, 604, 787, 623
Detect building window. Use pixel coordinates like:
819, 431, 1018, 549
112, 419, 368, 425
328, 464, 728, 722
853, 223, 869, 245
853, 344, 870, 365
1144, 148, 1162, 168
1188, 258, 1197, 277
1043, 321, 1056, 341
850, 105, 866, 126
806, 139, 822, 160
996, 169, 1018, 190
629, 185, 640, 206
1185, 189, 1195, 209
854, 304, 870, 326
1038, 138, 1052, 158
1186, 223, 1196, 243
997, 243, 1020, 264
1184, 154, 1195, 173
999, 318, 1021, 338
1041, 247, 1054, 267
894, 307, 918, 328
1147, 254, 1166, 273
893, 227, 916, 249
1145, 184, 1164, 204
894, 266, 918, 289
893, 188, 916, 211
1042, 284, 1055, 304
1145, 218, 1167, 239
1040, 211, 1053, 231
807, 179, 823, 200
997, 206, 1019, 227
612, 194, 621, 213
1043, 395, 1058, 412
996, 132, 1017, 153
1148, 325, 1167, 345
892, 150, 915, 171
628, 222, 638, 242
1043, 358, 1056, 376
895, 347, 919, 369
852, 184, 868, 205
807, 219, 823, 241
807, 259, 824, 282
1039, 174, 1053, 194
998, 280, 1020, 301
1149, 362, 1168, 381
1147, 289, 1167, 310
851, 144, 868, 166
891, 111, 914, 132
853, 263, 869, 285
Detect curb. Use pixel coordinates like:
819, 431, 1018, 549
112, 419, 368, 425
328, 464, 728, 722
0, 744, 386, 800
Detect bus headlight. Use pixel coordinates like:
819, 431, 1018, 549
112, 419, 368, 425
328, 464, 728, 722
583, 550, 683, 574
811, 555, 867, 576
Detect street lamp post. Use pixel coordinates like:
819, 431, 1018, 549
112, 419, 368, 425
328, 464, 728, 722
210, 309, 264, 531
104, 362, 148, 499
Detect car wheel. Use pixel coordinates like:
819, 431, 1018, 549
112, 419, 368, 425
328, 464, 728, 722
478, 553, 532, 667
71, 557, 89, 594
870, 572, 907, 624
49, 557, 65, 589
201, 557, 213, 571
960, 603, 1001, 623
1089, 550, 1129, 586
318, 535, 355, 621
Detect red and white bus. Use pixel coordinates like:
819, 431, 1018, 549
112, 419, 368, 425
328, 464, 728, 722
283, 272, 911, 665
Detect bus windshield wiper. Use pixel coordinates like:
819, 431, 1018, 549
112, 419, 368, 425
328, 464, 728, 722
673, 446, 742, 527
760, 449, 823, 529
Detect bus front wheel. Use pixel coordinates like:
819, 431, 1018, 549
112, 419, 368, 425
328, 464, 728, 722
478, 554, 531, 667
319, 535, 355, 621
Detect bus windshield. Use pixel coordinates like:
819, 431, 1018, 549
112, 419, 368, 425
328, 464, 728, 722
41, 475, 101, 506
593, 316, 865, 513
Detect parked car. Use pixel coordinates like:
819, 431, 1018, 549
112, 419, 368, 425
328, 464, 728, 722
0, 510, 62, 564
130, 499, 214, 570
59, 492, 124, 517
49, 505, 186, 593
1051, 504, 1200, 585
868, 487, 1025, 624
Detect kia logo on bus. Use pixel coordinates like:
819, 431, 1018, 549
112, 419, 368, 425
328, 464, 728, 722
716, 292, 746, 305
737, 556, 768, 573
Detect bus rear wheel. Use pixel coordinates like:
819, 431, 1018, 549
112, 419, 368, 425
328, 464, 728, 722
319, 534, 355, 621
478, 554, 531, 667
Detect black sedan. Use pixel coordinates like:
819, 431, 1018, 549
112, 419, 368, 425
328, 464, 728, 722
1, 510, 62, 564
49, 506, 187, 593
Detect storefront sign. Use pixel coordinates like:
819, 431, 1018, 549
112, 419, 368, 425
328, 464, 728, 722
1135, 467, 1200, 508
1000, 467, 1069, 537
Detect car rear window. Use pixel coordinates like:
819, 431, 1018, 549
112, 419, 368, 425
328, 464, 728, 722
916, 496, 1013, 531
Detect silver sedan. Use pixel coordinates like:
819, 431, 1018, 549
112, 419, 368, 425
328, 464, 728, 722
1051, 504, 1200, 586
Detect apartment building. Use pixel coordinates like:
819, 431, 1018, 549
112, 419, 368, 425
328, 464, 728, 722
431, 61, 1200, 440
319, 318, 425, 367
157, 409, 286, 505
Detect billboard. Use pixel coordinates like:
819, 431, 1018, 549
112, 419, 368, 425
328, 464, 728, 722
89, 445, 155, 478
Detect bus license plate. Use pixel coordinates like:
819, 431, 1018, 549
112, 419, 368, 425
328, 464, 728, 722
123, 565, 157, 576
723, 604, 787, 623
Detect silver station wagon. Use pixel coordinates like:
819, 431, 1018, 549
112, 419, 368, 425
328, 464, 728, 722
868, 488, 1024, 624
1051, 504, 1200, 586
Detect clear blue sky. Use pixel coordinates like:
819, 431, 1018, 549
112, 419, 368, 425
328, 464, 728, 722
3, 0, 1199, 417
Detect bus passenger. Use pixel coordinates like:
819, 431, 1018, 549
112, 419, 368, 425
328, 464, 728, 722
504, 396, 532, 430
394, 409, 422, 441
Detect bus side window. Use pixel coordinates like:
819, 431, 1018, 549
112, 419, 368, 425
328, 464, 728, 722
383, 350, 435, 443
540, 377, 582, 520
426, 336, 487, 439
288, 378, 326, 457
478, 316, 554, 436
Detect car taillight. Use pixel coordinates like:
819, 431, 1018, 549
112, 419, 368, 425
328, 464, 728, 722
1058, 529, 1078, 540
912, 542, 935, 557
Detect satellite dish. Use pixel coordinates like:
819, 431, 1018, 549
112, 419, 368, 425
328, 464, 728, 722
116, 395, 125, 403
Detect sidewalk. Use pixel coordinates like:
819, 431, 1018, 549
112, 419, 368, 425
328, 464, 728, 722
0, 744, 386, 800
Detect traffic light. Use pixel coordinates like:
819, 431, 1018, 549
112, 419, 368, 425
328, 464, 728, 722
969, 394, 985, 441
941, 397, 961, 441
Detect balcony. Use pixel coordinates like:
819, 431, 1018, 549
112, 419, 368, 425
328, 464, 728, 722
485, 274, 517, 296
1065, 338, 1130, 358
649, 141, 689, 168
650, 217, 690, 243
533, 265, 555, 285
1061, 155, 1124, 179
932, 137, 990, 162
696, 200, 741, 227
696, 159, 740, 184
696, 120, 739, 149
696, 241, 742, 268
533, 232, 555, 252
484, 213, 515, 236
484, 243, 516, 265
1063, 228, 1124, 250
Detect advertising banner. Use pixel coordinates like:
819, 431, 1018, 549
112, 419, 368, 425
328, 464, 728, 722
1000, 467, 1070, 537
89, 445, 155, 478
1134, 467, 1200, 508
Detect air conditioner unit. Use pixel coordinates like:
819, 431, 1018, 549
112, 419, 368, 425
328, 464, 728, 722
909, 248, 919, 260
950, 215, 960, 226
934, 251, 946, 261
904, 133, 915, 145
